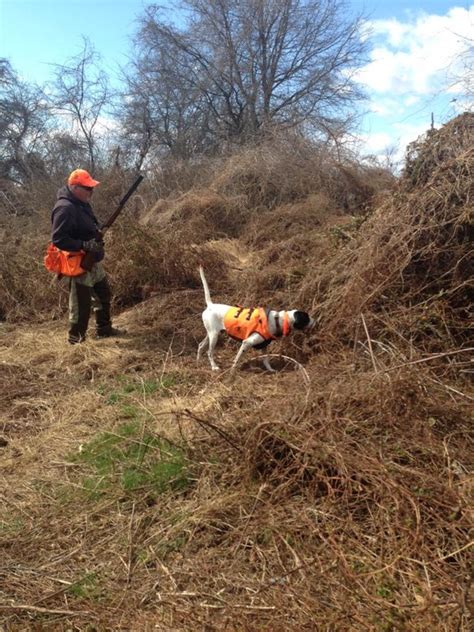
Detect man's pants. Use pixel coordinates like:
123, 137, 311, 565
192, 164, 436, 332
68, 263, 112, 343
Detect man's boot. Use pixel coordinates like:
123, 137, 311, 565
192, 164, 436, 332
96, 325, 125, 338
68, 324, 86, 344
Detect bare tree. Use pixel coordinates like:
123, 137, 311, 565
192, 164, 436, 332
48, 39, 110, 172
118, 93, 154, 171
128, 0, 367, 155
0, 59, 50, 185
41, 132, 91, 176
447, 35, 474, 101
120, 36, 214, 167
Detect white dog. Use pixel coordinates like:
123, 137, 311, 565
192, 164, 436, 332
197, 266, 314, 371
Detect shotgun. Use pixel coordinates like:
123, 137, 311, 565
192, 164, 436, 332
81, 174, 144, 272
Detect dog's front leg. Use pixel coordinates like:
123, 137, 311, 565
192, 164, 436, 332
231, 333, 265, 371
262, 355, 276, 372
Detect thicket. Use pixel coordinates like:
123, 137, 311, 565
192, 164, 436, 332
0, 131, 393, 323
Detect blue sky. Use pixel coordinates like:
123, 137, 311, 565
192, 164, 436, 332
353, 1, 473, 163
1, 0, 472, 164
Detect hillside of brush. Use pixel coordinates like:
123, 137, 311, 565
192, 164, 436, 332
0, 119, 472, 631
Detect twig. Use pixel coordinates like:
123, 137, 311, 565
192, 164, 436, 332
352, 319, 360, 369
0, 603, 86, 616
277, 531, 305, 580
360, 313, 378, 373
126, 501, 136, 587
427, 375, 474, 401
181, 409, 242, 453
437, 540, 473, 561
382, 348, 474, 373
157, 592, 275, 610
5, 566, 72, 586
254, 354, 311, 386
38, 546, 83, 570
232, 484, 267, 556
199, 603, 275, 610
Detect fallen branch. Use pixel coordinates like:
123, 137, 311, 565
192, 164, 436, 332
253, 354, 311, 386
383, 348, 474, 373
181, 409, 243, 453
361, 313, 378, 373
0, 603, 87, 616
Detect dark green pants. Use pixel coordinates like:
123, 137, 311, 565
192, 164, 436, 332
68, 264, 112, 343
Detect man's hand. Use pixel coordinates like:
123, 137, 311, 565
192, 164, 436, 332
82, 239, 104, 253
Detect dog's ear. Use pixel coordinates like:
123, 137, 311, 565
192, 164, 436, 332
293, 311, 311, 330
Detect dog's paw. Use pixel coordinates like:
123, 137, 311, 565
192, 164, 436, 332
211, 366, 220, 371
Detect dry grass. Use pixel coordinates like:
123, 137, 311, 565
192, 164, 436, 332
297, 113, 473, 353
1, 316, 472, 630
0, 115, 472, 630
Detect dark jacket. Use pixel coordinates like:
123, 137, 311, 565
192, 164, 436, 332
51, 186, 104, 261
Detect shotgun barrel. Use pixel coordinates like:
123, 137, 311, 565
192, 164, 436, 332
81, 174, 144, 272
102, 174, 144, 231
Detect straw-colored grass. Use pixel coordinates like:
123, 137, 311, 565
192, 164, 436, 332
1, 115, 472, 630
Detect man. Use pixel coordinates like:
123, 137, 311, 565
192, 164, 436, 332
51, 168, 122, 344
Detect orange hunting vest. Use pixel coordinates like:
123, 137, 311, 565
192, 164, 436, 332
44, 243, 86, 277
224, 307, 290, 342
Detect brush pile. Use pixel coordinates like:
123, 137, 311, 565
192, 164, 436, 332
299, 113, 473, 355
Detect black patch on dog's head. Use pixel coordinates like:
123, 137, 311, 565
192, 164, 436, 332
293, 311, 311, 330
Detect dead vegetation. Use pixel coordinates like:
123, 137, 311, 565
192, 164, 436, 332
298, 113, 473, 352
0, 117, 472, 630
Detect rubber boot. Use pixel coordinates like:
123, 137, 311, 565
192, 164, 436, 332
68, 282, 92, 344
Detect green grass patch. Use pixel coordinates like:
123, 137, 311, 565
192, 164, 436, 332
69, 422, 190, 500
0, 516, 24, 534
120, 403, 141, 419
99, 374, 178, 406
68, 572, 100, 600
155, 533, 188, 559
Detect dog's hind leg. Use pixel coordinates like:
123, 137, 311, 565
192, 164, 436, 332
197, 336, 209, 363
207, 330, 220, 371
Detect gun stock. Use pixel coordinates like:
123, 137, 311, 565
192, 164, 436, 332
81, 250, 97, 272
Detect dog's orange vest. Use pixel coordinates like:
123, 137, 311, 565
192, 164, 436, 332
224, 307, 290, 342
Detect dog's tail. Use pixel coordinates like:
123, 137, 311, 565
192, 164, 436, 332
199, 265, 213, 306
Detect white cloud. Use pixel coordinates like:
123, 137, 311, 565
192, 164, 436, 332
392, 121, 432, 150
360, 131, 394, 154
355, 120, 433, 168
356, 7, 474, 96
369, 96, 408, 116
371, 19, 410, 47
404, 95, 420, 107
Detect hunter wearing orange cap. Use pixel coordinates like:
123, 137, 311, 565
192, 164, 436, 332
50, 169, 122, 344
67, 168, 101, 188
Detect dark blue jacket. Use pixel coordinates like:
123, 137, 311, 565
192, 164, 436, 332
51, 186, 104, 261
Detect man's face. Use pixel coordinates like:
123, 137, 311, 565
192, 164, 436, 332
70, 184, 94, 203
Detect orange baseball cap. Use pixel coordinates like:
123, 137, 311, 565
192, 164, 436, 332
67, 169, 100, 188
